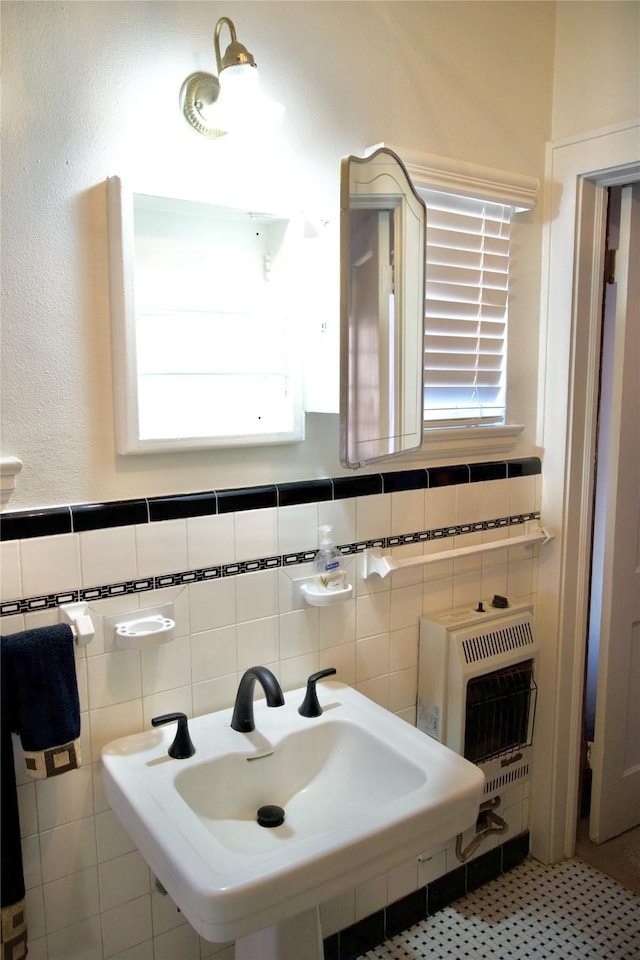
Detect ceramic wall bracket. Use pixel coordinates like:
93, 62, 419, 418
291, 577, 353, 608
60, 601, 95, 646
104, 603, 177, 650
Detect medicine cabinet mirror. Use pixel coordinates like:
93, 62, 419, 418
107, 177, 304, 454
340, 147, 426, 468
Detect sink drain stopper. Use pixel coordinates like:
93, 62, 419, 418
257, 804, 285, 828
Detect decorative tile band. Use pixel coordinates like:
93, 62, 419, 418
0, 511, 540, 618
0, 458, 541, 542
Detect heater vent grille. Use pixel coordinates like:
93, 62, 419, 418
462, 619, 534, 665
484, 763, 530, 795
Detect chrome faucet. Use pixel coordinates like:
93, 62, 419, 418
231, 666, 285, 732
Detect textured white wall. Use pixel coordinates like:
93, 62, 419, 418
1, 1, 556, 508
552, 0, 640, 141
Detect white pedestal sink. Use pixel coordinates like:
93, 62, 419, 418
102, 681, 484, 958
234, 908, 323, 960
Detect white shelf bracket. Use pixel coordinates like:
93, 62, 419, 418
60, 602, 95, 647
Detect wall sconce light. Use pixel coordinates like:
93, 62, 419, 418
180, 17, 284, 139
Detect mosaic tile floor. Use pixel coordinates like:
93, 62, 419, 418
358, 857, 640, 960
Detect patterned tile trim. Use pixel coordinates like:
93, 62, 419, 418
0, 458, 541, 541
0, 512, 539, 618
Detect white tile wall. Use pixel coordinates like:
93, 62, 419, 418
20, 534, 81, 597
391, 489, 425, 536
136, 520, 188, 578
356, 493, 391, 541
355, 873, 388, 922
186, 513, 235, 569
318, 498, 357, 546
0, 539, 22, 601
80, 527, 137, 589
278, 503, 319, 554
234, 507, 278, 561
3, 476, 540, 959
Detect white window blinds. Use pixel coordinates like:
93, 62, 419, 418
419, 189, 512, 427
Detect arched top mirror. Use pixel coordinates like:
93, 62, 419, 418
340, 147, 426, 469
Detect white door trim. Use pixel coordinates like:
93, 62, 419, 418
532, 119, 640, 864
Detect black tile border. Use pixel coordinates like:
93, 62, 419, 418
381, 469, 428, 493
0, 506, 73, 541
332, 475, 384, 499
148, 492, 217, 522
325, 832, 530, 960
469, 461, 508, 483
427, 864, 467, 914
338, 910, 385, 960
500, 829, 530, 871
428, 464, 470, 487
507, 458, 541, 478
278, 479, 333, 506
0, 458, 541, 542
217, 485, 278, 514
466, 844, 502, 893
385, 887, 427, 940
323, 934, 340, 960
71, 499, 149, 532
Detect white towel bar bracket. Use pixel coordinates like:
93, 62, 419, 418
362, 520, 553, 579
60, 602, 95, 646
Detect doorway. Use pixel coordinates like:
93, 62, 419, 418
576, 182, 640, 891
532, 121, 640, 867
583, 181, 639, 844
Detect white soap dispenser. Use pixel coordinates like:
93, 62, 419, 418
313, 525, 346, 591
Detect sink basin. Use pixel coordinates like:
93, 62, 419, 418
174, 720, 426, 854
102, 681, 483, 946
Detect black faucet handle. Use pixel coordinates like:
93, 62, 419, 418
298, 668, 337, 718
151, 712, 196, 759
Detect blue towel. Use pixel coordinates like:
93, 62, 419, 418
2, 623, 81, 778
1, 642, 27, 960
1, 623, 81, 959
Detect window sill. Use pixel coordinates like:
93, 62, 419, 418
399, 423, 525, 463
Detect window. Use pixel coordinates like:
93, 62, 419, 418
419, 190, 512, 427
382, 145, 539, 454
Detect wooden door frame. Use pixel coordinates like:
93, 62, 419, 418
531, 121, 640, 864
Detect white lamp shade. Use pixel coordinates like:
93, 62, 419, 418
209, 64, 284, 136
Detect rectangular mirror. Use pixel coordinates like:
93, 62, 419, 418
107, 177, 304, 454
340, 148, 426, 468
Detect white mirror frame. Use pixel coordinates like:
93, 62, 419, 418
106, 177, 304, 454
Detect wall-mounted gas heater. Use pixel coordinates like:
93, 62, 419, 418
418, 598, 538, 800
